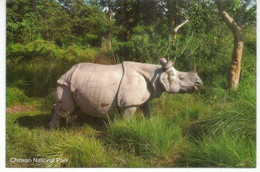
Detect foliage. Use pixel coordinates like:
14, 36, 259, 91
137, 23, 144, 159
6, 40, 100, 97
7, 0, 110, 46
6, 0, 256, 168
6, 87, 30, 107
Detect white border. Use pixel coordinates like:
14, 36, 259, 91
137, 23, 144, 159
1, 0, 259, 171
256, 0, 259, 170
0, 0, 6, 171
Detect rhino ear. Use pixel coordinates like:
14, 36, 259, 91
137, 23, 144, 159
159, 58, 174, 69
159, 72, 170, 92
164, 61, 174, 69
159, 58, 167, 65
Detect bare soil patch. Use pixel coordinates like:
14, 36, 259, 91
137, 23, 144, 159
6, 105, 34, 114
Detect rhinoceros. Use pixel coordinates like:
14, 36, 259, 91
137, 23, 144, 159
49, 58, 202, 128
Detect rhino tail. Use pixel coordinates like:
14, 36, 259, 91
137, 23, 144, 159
57, 64, 80, 86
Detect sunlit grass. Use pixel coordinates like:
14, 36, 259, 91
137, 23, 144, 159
179, 132, 256, 167
106, 114, 185, 166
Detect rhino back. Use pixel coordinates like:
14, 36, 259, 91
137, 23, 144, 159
57, 64, 80, 86
70, 63, 123, 117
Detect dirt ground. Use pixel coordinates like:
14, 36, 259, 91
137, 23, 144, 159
6, 105, 34, 114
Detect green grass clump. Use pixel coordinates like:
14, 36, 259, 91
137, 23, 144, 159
6, 111, 112, 167
106, 115, 185, 166
36, 131, 110, 167
185, 97, 256, 139
180, 132, 256, 167
6, 87, 30, 107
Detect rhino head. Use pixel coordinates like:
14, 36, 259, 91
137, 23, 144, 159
159, 58, 203, 94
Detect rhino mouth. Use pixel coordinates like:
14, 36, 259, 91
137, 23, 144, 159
193, 85, 198, 91
179, 85, 199, 93
188, 85, 198, 93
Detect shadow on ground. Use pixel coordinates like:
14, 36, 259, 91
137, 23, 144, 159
15, 109, 108, 130
15, 113, 51, 129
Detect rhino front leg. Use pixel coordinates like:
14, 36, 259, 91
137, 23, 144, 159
49, 107, 62, 128
121, 106, 137, 119
140, 102, 150, 118
49, 85, 75, 129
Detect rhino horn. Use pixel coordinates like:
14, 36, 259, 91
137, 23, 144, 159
192, 63, 197, 72
159, 58, 174, 69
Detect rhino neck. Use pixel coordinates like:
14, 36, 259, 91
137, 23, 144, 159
124, 62, 164, 99
150, 68, 165, 98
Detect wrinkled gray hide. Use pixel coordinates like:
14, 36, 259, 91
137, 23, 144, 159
49, 58, 202, 128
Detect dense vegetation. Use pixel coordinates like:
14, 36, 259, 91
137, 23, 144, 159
6, 0, 256, 167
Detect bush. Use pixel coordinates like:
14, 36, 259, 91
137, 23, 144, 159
6, 87, 30, 107
6, 40, 101, 97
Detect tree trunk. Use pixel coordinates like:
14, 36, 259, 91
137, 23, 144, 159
102, 0, 112, 50
229, 30, 244, 90
107, 0, 112, 50
216, 0, 244, 90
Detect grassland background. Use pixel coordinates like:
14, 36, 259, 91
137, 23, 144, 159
6, 0, 256, 168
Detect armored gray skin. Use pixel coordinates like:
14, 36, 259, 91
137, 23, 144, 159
49, 58, 202, 128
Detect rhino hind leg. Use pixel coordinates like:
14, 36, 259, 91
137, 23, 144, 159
49, 85, 75, 128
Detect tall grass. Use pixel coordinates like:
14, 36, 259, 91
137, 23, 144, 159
6, 40, 103, 97
6, 112, 112, 167
175, 76, 256, 167
179, 132, 256, 167
6, 87, 256, 167
6, 111, 150, 167
6, 87, 30, 107
106, 114, 185, 166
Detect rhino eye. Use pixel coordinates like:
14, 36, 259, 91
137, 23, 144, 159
167, 71, 174, 76
179, 76, 185, 80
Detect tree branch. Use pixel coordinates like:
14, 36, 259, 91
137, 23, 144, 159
172, 19, 189, 39
215, 0, 241, 35
234, 1, 250, 26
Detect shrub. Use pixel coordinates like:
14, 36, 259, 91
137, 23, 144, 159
6, 87, 30, 107
6, 40, 101, 97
